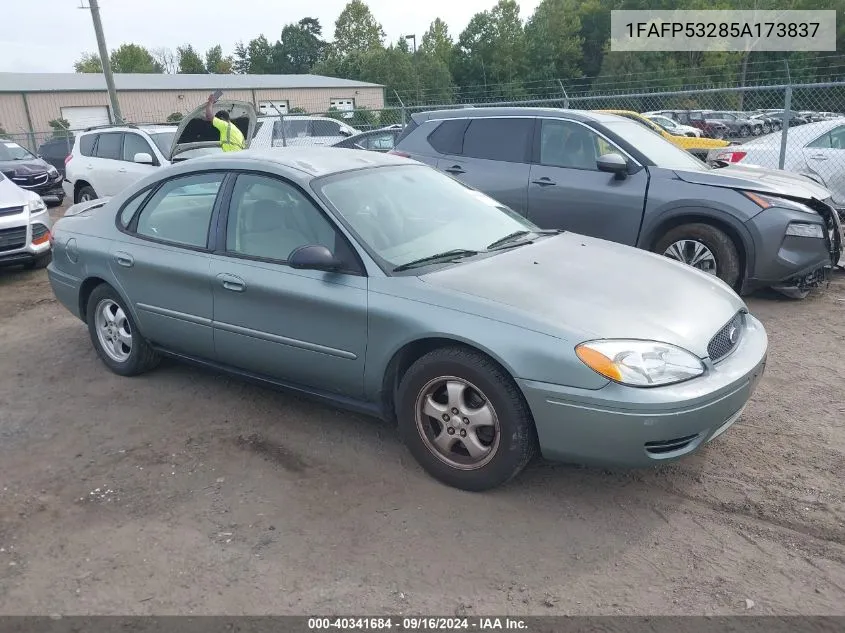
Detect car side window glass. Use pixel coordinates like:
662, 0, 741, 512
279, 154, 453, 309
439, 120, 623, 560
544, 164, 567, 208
79, 134, 97, 157
95, 133, 122, 160
312, 119, 341, 136
428, 120, 469, 155
123, 134, 153, 162
135, 172, 224, 248
827, 126, 845, 149
368, 133, 395, 150
225, 174, 341, 263
539, 119, 610, 171
118, 190, 150, 228
462, 118, 532, 163
807, 133, 832, 149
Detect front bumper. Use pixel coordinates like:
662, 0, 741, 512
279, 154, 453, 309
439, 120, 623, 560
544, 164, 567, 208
519, 314, 768, 468
13, 173, 64, 200
0, 210, 52, 267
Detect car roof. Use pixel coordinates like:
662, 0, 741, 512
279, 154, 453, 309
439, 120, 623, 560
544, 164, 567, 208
80, 124, 174, 134
410, 107, 623, 124
186, 146, 412, 177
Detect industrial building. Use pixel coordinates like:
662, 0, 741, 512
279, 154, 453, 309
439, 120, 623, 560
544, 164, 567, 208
0, 72, 385, 148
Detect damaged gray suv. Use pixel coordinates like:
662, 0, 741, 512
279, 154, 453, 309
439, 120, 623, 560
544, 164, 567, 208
392, 107, 842, 298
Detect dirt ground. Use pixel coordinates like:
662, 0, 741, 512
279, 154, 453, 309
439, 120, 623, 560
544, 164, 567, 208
1, 206, 844, 616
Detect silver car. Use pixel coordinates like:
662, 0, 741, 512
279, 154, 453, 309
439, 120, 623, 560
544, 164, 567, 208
0, 171, 53, 269
46, 149, 768, 491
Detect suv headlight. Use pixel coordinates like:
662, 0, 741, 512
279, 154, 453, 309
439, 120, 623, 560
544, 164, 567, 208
743, 191, 818, 215
47, 166, 58, 177
576, 340, 705, 387
785, 222, 824, 238
27, 198, 46, 215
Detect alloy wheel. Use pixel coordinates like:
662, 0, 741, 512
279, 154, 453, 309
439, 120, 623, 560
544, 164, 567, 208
94, 298, 132, 363
414, 376, 501, 471
663, 239, 718, 275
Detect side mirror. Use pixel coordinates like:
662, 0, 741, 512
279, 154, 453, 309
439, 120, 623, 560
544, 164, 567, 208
596, 153, 629, 177
288, 244, 342, 272
134, 152, 154, 165
339, 129, 353, 137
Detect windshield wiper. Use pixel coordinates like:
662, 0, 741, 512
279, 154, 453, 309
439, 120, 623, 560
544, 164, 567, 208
393, 249, 480, 272
486, 229, 564, 250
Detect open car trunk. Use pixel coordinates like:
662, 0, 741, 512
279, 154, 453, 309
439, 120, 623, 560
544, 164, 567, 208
169, 100, 257, 161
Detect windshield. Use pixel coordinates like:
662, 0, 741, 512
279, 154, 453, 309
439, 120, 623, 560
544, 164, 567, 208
603, 119, 709, 171
0, 142, 35, 161
148, 131, 175, 157
315, 165, 538, 270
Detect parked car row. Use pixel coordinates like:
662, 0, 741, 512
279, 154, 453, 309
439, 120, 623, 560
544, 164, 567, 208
644, 109, 842, 139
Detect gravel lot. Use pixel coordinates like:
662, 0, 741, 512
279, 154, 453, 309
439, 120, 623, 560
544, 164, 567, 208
1, 205, 844, 615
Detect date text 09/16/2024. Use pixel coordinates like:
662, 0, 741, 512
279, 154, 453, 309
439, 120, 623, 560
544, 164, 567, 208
307, 617, 528, 630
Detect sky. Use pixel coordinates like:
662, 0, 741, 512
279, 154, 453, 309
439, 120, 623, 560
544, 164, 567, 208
0, 0, 543, 74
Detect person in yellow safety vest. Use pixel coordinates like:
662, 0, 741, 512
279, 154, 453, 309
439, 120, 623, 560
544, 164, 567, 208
204, 94, 245, 152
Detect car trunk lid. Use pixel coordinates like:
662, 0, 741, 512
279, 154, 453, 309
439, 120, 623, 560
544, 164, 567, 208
168, 99, 257, 161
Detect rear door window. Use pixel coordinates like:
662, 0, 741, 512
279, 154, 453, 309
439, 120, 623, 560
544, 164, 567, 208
462, 118, 533, 163
427, 120, 469, 155
95, 133, 123, 160
312, 119, 342, 137
79, 134, 97, 157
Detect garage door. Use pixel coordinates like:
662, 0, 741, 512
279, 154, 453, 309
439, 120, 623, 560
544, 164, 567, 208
60, 105, 111, 131
258, 100, 289, 115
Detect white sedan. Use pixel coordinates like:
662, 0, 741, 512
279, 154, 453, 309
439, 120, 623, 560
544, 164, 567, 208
645, 114, 701, 137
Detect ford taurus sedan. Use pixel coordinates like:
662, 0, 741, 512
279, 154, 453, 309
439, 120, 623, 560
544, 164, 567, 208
46, 149, 768, 491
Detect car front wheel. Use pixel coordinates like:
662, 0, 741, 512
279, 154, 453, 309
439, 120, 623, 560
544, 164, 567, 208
654, 223, 741, 289
86, 284, 160, 376
739, 125, 751, 137
396, 347, 537, 491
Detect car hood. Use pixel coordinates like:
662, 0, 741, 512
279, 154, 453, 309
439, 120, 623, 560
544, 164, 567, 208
673, 163, 833, 201
0, 157, 50, 177
420, 233, 745, 358
0, 175, 40, 205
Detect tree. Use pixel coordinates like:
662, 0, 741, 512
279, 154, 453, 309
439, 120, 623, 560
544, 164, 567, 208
205, 45, 233, 74
332, 0, 385, 57
246, 35, 275, 73
166, 112, 183, 123
274, 18, 326, 73
232, 41, 250, 74
420, 18, 453, 68
414, 54, 455, 104
110, 44, 163, 73
74, 52, 102, 73
524, 0, 584, 84
177, 44, 206, 73
48, 118, 72, 138
150, 47, 177, 73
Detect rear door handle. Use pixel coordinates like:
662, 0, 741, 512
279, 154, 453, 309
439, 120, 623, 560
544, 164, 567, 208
217, 273, 245, 292
444, 165, 465, 175
809, 154, 829, 161
114, 251, 134, 267
532, 177, 556, 186
118, 168, 128, 173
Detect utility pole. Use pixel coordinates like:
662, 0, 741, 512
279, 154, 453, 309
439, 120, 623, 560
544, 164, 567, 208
82, 0, 123, 124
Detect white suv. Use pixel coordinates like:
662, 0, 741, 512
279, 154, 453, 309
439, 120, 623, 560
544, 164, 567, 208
250, 115, 359, 149
63, 100, 257, 203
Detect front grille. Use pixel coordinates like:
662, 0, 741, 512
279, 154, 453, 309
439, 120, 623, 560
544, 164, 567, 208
0, 206, 23, 217
0, 226, 26, 252
644, 434, 700, 455
12, 173, 48, 188
707, 312, 744, 363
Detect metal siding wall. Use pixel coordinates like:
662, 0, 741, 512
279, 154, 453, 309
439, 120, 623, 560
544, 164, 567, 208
0, 94, 33, 134
118, 89, 254, 124
25, 91, 111, 131
252, 87, 385, 111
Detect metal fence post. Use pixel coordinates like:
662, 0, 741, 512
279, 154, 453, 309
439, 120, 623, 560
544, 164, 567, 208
393, 90, 407, 126
778, 85, 792, 170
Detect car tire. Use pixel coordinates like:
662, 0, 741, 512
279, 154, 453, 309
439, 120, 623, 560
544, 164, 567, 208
712, 129, 725, 140
77, 185, 98, 203
396, 346, 537, 492
86, 284, 160, 377
654, 223, 741, 289
46, 197, 63, 208
739, 125, 751, 137
24, 252, 51, 270
762, 123, 771, 134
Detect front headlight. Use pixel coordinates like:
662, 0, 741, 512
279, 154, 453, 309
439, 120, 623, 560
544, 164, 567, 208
785, 222, 824, 238
575, 340, 705, 387
27, 198, 46, 214
743, 191, 818, 215
47, 166, 58, 177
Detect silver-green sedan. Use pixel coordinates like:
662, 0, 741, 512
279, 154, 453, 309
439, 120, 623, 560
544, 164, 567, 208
47, 148, 768, 491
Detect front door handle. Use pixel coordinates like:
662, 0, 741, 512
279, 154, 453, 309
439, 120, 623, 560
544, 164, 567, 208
444, 165, 465, 175
114, 251, 134, 267
118, 168, 128, 173
217, 273, 245, 292
808, 154, 829, 161
532, 177, 556, 186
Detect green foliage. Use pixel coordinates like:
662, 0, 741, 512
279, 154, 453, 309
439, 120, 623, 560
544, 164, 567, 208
48, 119, 72, 139
110, 44, 163, 73
525, 0, 584, 84
74, 52, 103, 73
205, 45, 233, 74
332, 0, 385, 57
166, 112, 184, 123
0, 123, 8, 139
274, 18, 326, 73
289, 107, 307, 114
177, 45, 206, 74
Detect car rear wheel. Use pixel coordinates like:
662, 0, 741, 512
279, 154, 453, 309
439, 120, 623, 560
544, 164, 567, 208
86, 284, 159, 376
712, 128, 725, 140
654, 223, 741, 289
77, 185, 97, 203
762, 123, 772, 134
739, 125, 751, 137
396, 347, 537, 491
